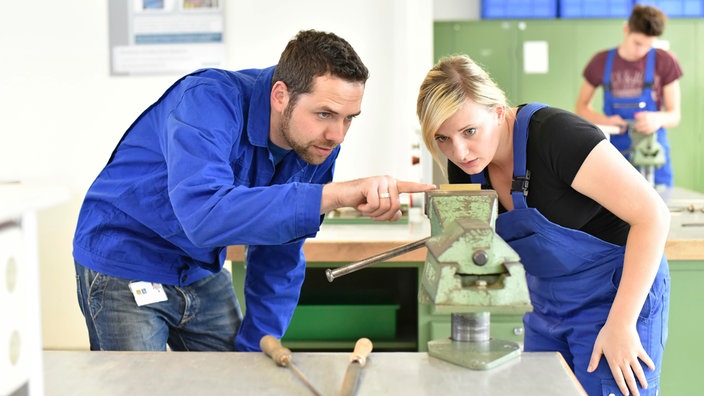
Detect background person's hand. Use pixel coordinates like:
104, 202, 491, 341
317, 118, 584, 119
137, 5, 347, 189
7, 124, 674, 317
632, 111, 662, 134
606, 115, 629, 134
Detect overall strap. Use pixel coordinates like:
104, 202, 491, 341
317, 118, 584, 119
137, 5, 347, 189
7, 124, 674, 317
469, 170, 487, 186
602, 48, 617, 92
604, 48, 655, 90
643, 48, 656, 87
511, 102, 548, 209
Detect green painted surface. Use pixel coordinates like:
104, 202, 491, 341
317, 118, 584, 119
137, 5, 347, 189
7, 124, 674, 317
660, 260, 704, 395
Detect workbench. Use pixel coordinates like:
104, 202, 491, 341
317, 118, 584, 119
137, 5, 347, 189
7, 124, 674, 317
43, 350, 586, 395
226, 186, 703, 264
226, 186, 704, 394
656, 187, 704, 394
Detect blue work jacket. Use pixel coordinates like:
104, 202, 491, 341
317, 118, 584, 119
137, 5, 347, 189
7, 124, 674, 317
73, 66, 336, 351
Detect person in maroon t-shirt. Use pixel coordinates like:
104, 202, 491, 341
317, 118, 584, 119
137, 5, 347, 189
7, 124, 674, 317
575, 4, 683, 187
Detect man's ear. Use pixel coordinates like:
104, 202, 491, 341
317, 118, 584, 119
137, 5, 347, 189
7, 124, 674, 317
271, 81, 289, 113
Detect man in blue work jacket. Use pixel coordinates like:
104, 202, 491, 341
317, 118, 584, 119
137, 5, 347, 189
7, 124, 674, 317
73, 29, 436, 352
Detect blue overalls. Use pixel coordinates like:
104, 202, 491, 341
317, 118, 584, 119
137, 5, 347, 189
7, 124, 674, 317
471, 103, 670, 395
603, 48, 673, 186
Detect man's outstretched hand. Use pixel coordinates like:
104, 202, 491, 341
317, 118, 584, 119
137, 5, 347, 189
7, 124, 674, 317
321, 176, 436, 222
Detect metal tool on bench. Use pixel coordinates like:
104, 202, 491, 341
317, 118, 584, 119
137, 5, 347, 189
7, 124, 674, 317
326, 187, 532, 370
597, 122, 665, 187
260, 335, 322, 396
339, 337, 373, 396
627, 127, 665, 187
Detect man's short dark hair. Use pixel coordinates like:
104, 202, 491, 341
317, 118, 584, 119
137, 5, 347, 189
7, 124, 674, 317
272, 30, 369, 107
629, 4, 667, 37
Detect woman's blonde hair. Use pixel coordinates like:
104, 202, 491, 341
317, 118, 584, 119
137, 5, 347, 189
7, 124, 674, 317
416, 54, 509, 166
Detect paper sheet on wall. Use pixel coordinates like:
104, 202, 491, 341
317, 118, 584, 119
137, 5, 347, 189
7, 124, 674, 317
523, 41, 548, 74
109, 0, 225, 76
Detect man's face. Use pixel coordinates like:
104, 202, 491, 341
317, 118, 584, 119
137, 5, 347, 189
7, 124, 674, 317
279, 75, 365, 165
622, 31, 657, 61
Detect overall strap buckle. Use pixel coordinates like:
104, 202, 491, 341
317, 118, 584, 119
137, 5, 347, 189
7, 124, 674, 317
511, 171, 530, 197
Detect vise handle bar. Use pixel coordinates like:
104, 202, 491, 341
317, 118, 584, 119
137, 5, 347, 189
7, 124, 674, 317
325, 237, 430, 282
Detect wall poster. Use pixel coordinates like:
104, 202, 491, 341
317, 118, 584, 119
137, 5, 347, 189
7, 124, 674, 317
109, 0, 225, 75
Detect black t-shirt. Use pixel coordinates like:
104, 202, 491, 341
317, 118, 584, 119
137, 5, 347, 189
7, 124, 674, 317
448, 106, 629, 246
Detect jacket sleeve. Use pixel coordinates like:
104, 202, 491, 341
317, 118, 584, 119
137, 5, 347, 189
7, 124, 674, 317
234, 241, 306, 351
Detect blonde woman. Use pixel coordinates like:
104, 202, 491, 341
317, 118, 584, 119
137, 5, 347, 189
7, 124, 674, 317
417, 54, 670, 396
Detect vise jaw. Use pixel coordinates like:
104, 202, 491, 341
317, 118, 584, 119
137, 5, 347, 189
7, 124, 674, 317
420, 188, 532, 314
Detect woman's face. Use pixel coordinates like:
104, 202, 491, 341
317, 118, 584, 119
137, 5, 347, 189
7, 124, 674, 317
433, 100, 502, 176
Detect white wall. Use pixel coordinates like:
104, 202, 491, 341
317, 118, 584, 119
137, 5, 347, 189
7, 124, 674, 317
0, 1, 433, 350
433, 0, 481, 21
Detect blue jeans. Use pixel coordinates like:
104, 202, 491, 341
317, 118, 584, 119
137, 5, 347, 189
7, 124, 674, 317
74, 261, 242, 351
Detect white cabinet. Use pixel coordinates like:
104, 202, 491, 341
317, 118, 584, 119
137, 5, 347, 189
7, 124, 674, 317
0, 184, 68, 396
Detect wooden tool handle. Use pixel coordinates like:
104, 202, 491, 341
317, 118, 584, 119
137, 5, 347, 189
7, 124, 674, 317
349, 337, 373, 367
260, 335, 292, 367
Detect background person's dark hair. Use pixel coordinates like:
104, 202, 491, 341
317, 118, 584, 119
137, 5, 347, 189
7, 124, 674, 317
628, 4, 667, 37
273, 30, 369, 111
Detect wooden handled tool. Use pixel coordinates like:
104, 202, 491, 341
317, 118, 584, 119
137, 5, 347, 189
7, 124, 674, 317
339, 338, 374, 396
260, 335, 322, 396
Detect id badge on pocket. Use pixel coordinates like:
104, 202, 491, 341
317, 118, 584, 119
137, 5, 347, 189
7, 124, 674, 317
129, 281, 168, 306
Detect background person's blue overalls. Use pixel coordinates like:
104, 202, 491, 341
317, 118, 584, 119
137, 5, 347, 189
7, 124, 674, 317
603, 48, 673, 187
470, 103, 670, 395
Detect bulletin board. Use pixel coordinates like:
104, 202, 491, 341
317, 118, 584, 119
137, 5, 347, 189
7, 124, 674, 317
108, 0, 225, 75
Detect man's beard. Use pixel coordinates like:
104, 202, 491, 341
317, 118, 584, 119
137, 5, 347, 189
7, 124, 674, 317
280, 110, 337, 165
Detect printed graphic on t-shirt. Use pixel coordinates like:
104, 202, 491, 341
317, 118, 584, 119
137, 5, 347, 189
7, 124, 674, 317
610, 70, 660, 100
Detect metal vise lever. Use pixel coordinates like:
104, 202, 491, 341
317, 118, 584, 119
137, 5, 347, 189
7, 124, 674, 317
325, 237, 430, 282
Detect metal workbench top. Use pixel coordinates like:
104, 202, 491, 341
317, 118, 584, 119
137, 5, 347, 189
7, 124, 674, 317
44, 350, 586, 395
227, 186, 704, 263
